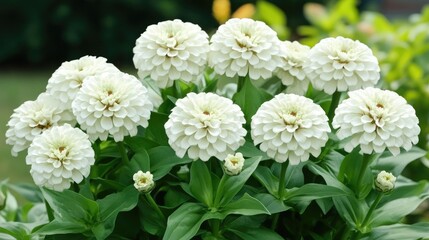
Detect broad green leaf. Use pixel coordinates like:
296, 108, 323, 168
189, 161, 214, 207
362, 223, 429, 240
215, 156, 261, 207
145, 112, 169, 145
232, 77, 272, 124
372, 146, 426, 176
130, 150, 151, 172
333, 195, 367, 228
370, 193, 429, 227
228, 227, 284, 240
253, 166, 279, 196
254, 193, 290, 214
7, 183, 43, 203
0, 222, 32, 240
220, 193, 270, 217
163, 202, 209, 240
93, 186, 139, 239
124, 135, 159, 153
285, 183, 347, 202
338, 149, 374, 199
41, 188, 99, 224
34, 220, 88, 236
148, 146, 192, 180
237, 140, 269, 160
139, 197, 166, 236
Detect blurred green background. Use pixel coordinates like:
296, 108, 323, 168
1, 0, 428, 184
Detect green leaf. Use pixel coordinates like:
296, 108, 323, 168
372, 146, 426, 176
232, 77, 272, 124
220, 193, 270, 217
332, 195, 367, 228
124, 135, 159, 153
254, 193, 291, 214
228, 227, 284, 240
338, 149, 374, 199
370, 184, 429, 227
34, 220, 88, 236
362, 223, 429, 240
215, 156, 261, 207
148, 146, 192, 180
93, 186, 139, 239
139, 198, 166, 236
145, 112, 169, 145
237, 140, 269, 160
253, 166, 279, 196
41, 188, 99, 224
189, 161, 214, 207
163, 202, 209, 240
0, 222, 32, 240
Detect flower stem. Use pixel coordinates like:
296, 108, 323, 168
237, 76, 246, 92
350, 192, 383, 240
144, 193, 165, 220
117, 141, 129, 165
356, 154, 372, 193
44, 200, 54, 221
210, 219, 222, 237
328, 91, 341, 124
278, 163, 288, 200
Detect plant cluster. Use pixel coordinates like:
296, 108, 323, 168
1, 18, 428, 240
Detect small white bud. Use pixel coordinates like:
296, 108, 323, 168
375, 171, 396, 193
224, 153, 245, 176
133, 171, 155, 193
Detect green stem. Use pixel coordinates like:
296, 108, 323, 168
271, 214, 280, 230
361, 192, 383, 229
117, 141, 129, 166
144, 193, 165, 220
278, 163, 288, 200
210, 219, 222, 237
356, 154, 372, 193
237, 76, 247, 92
44, 200, 54, 221
350, 192, 383, 240
328, 91, 342, 125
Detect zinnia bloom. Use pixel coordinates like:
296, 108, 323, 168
133, 171, 155, 193
333, 87, 420, 156
276, 41, 311, 95
251, 93, 330, 165
26, 124, 95, 191
133, 19, 209, 88
304, 36, 380, 94
165, 92, 246, 161
6, 93, 74, 156
72, 72, 153, 142
46, 55, 119, 108
209, 18, 281, 80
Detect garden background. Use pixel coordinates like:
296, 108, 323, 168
1, 0, 428, 219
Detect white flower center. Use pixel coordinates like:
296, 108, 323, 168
235, 31, 257, 49
368, 102, 387, 128
100, 90, 119, 109
30, 114, 52, 130
49, 146, 69, 163
282, 111, 301, 132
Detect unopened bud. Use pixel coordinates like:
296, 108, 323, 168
133, 171, 155, 193
224, 153, 244, 176
375, 171, 396, 193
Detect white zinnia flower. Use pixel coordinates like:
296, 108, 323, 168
375, 171, 396, 193
72, 72, 153, 142
251, 93, 330, 165
133, 19, 209, 89
6, 93, 75, 156
46, 55, 119, 109
224, 152, 245, 175
304, 36, 380, 94
209, 18, 281, 80
26, 124, 95, 191
133, 171, 155, 193
333, 87, 420, 156
276, 41, 311, 95
165, 92, 246, 161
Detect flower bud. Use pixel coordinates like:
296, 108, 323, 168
133, 171, 155, 193
224, 153, 245, 176
375, 171, 396, 193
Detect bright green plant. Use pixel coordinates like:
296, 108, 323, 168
1, 17, 429, 240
